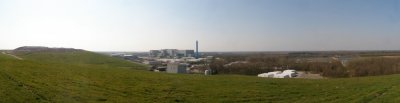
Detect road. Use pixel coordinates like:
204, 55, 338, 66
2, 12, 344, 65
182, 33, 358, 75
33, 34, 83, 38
1, 52, 23, 60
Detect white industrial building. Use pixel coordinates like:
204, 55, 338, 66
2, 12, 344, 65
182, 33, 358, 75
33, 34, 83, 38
258, 70, 298, 78
167, 63, 188, 74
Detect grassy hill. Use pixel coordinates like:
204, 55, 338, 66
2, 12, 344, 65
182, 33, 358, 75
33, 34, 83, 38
1, 50, 400, 103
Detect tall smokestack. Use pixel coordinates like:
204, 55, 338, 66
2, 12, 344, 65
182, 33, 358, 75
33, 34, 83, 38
196, 40, 199, 59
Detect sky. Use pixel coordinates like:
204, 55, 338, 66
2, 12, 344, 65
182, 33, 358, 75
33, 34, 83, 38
0, 0, 399, 51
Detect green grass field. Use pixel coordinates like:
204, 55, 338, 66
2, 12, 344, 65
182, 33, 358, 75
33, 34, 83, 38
1, 51, 400, 103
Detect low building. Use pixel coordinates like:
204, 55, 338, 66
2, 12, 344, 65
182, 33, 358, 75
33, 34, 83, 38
258, 70, 297, 78
122, 55, 138, 60
149, 50, 162, 57
167, 63, 188, 74
143, 61, 161, 66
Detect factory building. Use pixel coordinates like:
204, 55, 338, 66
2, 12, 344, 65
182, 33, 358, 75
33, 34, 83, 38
159, 49, 177, 58
167, 63, 188, 74
177, 50, 195, 57
149, 50, 162, 57
149, 49, 195, 58
149, 41, 199, 58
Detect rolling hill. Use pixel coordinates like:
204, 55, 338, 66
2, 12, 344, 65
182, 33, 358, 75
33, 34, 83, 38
0, 48, 400, 103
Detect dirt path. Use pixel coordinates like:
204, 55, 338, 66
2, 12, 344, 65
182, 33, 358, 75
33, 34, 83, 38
2, 52, 23, 60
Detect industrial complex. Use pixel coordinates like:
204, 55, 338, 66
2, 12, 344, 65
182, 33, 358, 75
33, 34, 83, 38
144, 40, 213, 74
149, 40, 200, 59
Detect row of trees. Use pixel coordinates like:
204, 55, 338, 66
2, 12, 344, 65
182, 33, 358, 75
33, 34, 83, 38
293, 61, 347, 77
347, 57, 400, 77
210, 55, 400, 78
210, 56, 291, 75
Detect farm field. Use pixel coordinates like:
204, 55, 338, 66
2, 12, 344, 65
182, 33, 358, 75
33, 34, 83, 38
1, 51, 400, 103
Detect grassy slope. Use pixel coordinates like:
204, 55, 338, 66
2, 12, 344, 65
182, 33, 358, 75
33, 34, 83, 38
0, 51, 400, 103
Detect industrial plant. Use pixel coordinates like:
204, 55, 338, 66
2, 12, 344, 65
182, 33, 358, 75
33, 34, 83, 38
149, 49, 195, 58
149, 40, 200, 59
143, 40, 213, 75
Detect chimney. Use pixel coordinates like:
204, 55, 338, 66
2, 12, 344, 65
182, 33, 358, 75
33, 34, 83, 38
196, 40, 199, 59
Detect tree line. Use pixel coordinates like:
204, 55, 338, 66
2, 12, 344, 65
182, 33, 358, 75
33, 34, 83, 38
210, 55, 400, 78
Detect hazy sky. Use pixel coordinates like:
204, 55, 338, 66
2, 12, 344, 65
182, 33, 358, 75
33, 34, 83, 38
0, 0, 399, 51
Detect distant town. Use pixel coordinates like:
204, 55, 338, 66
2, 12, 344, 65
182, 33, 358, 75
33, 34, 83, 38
102, 41, 215, 75
97, 40, 400, 79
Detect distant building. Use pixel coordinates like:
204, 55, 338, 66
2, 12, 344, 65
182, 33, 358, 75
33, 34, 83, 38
149, 50, 162, 57
258, 70, 298, 78
177, 50, 195, 57
167, 63, 188, 74
162, 49, 178, 58
122, 55, 138, 60
149, 49, 195, 58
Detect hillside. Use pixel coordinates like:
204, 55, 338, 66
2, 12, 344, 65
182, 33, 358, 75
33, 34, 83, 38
1, 49, 400, 102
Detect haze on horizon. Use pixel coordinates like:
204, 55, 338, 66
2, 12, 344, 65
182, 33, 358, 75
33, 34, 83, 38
0, 0, 399, 51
